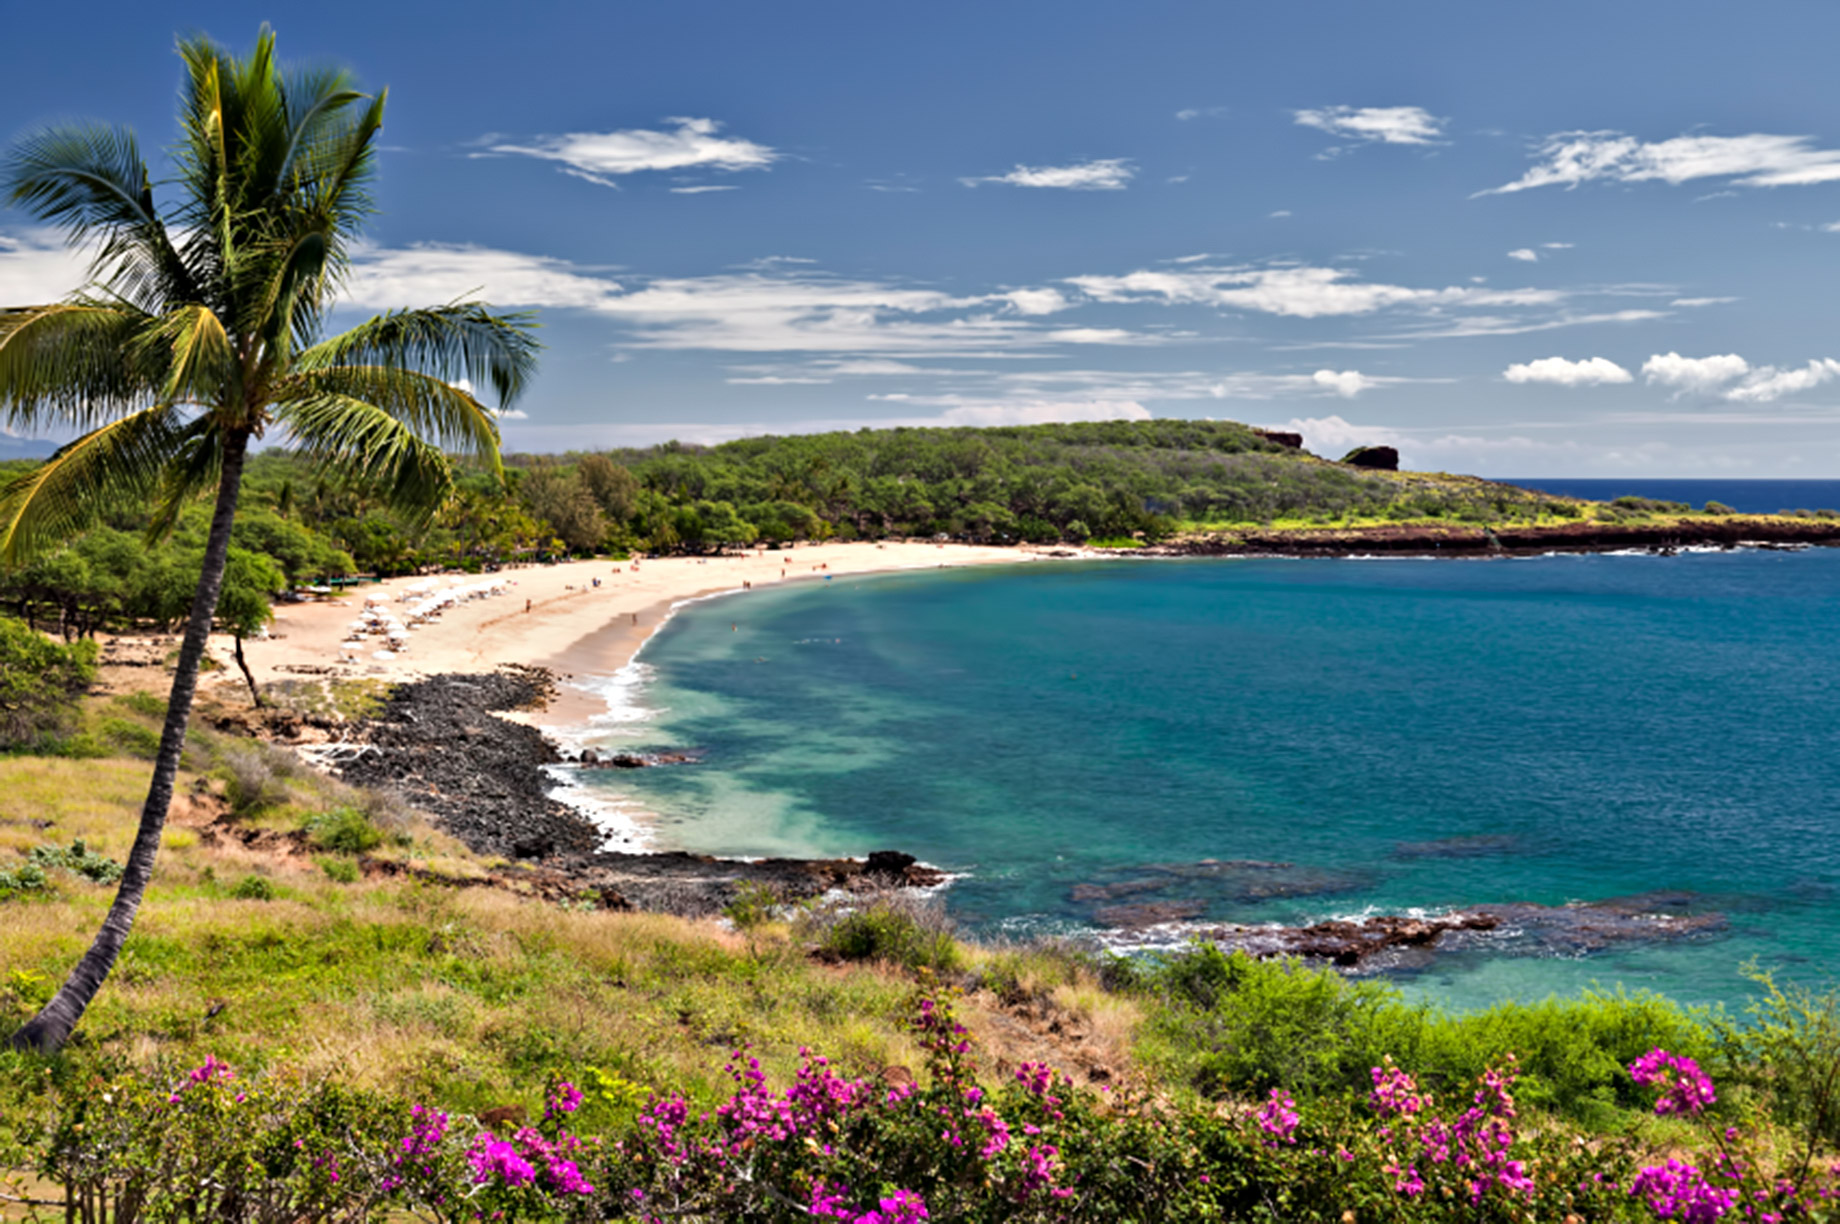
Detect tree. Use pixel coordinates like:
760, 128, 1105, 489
0, 27, 537, 1052
0, 616, 97, 749
216, 548, 284, 706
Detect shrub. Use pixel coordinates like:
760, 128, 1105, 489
215, 741, 297, 816
802, 893, 961, 973
113, 691, 167, 718
1703, 500, 1737, 515
318, 856, 361, 884
307, 807, 386, 854
29, 839, 125, 885
0, 618, 97, 750
229, 875, 276, 901
98, 716, 161, 758
1715, 965, 1840, 1154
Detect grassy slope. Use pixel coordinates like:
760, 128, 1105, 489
0, 687, 1136, 1134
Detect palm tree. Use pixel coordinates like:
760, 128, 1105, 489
0, 27, 538, 1053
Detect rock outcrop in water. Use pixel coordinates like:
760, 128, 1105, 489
1195, 893, 1726, 971
333, 667, 944, 913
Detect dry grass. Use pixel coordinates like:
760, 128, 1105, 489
0, 699, 1145, 1127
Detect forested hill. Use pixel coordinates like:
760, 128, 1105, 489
576, 417, 1576, 549
0, 415, 1722, 632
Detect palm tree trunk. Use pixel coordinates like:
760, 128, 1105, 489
10, 429, 251, 1054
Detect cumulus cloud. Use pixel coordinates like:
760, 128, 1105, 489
1311, 369, 1377, 398
1507, 248, 1539, 262
1002, 287, 1072, 315
1724, 358, 1840, 402
1293, 105, 1445, 146
343, 242, 623, 310
482, 117, 776, 187
1503, 356, 1633, 386
1480, 131, 1840, 195
1641, 351, 1751, 394
960, 158, 1135, 190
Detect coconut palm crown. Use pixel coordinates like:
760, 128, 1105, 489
0, 27, 538, 1053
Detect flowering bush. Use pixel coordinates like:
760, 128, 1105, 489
23, 1030, 1840, 1222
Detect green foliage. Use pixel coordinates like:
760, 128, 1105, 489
1136, 946, 1713, 1122
228, 875, 276, 901
0, 616, 96, 749
1715, 964, 1840, 1154
306, 806, 387, 855
96, 715, 160, 758
1704, 500, 1738, 515
214, 740, 300, 817
316, 856, 361, 884
807, 896, 961, 973
30, 838, 124, 884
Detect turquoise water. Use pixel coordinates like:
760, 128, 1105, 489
579, 549, 1840, 1011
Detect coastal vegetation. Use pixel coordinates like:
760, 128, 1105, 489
5, 421, 1827, 630
4, 681, 1840, 1219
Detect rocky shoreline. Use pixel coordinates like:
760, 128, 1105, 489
1147, 517, 1840, 558
333, 668, 943, 914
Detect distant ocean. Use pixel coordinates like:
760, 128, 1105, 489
1507, 478, 1840, 515
574, 544, 1840, 1013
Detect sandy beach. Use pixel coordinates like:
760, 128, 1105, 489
206, 541, 1060, 728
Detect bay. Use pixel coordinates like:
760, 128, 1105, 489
578, 547, 1840, 1011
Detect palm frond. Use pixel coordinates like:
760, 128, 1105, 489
295, 304, 540, 407
277, 364, 501, 465
0, 404, 189, 563
134, 303, 236, 409
144, 416, 223, 540
2, 123, 197, 310
273, 393, 454, 519
0, 302, 162, 432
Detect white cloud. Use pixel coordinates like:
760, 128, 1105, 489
1293, 106, 1446, 146
1507, 248, 1539, 262
1824, 221, 1840, 232
1503, 356, 1633, 386
493, 407, 529, 420
960, 158, 1135, 190
1065, 263, 1560, 319
1387, 309, 1667, 340
1642, 351, 1751, 394
0, 229, 94, 302
1543, 242, 1574, 249
1311, 369, 1376, 398
1670, 296, 1738, 307
1723, 358, 1840, 403
1481, 131, 1840, 195
669, 185, 739, 194
1268, 209, 1292, 218
483, 117, 776, 187
1175, 106, 1227, 121
343, 242, 623, 310
934, 400, 1150, 427
1002, 287, 1072, 315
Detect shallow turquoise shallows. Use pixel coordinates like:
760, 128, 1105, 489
580, 549, 1840, 1011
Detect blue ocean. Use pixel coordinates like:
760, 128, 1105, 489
576, 541, 1840, 1012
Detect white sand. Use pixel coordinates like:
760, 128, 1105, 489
207, 541, 1065, 727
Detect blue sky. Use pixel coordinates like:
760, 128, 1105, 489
5, 1, 1840, 475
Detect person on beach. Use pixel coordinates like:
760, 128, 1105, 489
525, 598, 531, 613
